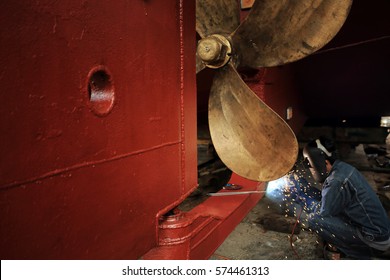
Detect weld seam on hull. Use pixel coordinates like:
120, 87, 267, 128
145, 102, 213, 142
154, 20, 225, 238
0, 140, 181, 190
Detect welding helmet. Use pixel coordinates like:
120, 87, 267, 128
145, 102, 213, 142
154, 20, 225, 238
303, 137, 335, 183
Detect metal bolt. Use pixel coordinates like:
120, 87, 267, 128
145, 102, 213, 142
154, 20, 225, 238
197, 37, 223, 62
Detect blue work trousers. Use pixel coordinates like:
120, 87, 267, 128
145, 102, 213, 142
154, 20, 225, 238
308, 213, 373, 259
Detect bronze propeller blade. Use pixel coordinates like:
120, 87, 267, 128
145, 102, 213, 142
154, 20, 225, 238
196, 52, 206, 73
232, 0, 353, 68
196, 0, 240, 38
208, 63, 298, 181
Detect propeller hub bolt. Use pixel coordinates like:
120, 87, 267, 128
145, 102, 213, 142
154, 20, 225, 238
197, 37, 224, 63
196, 34, 232, 69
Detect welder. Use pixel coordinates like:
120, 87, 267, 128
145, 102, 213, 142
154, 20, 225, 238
291, 136, 390, 259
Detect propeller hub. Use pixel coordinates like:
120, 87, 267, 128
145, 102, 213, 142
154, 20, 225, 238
197, 37, 221, 62
197, 34, 231, 69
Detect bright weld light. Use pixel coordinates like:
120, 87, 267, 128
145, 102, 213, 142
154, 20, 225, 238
265, 176, 287, 201
266, 172, 299, 198
380, 116, 390, 127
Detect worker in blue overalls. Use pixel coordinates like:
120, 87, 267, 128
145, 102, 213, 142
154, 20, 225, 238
290, 136, 390, 259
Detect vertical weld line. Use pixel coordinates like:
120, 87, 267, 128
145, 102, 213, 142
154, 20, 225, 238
179, 0, 186, 193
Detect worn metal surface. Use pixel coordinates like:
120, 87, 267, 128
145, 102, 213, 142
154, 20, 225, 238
196, 0, 240, 38
232, 0, 353, 68
208, 64, 298, 181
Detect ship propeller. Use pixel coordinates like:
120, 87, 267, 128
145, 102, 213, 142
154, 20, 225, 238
196, 0, 352, 181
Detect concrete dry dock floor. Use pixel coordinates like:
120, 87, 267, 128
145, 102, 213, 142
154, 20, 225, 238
210, 196, 321, 260
210, 143, 390, 260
